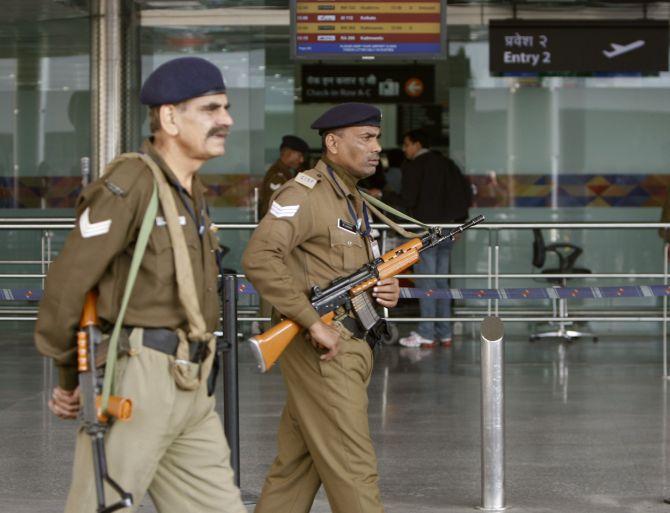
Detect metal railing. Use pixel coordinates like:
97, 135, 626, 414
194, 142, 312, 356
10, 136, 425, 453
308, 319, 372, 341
0, 219, 669, 374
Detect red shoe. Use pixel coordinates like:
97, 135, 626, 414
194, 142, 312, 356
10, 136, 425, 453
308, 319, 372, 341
440, 338, 453, 348
421, 340, 437, 348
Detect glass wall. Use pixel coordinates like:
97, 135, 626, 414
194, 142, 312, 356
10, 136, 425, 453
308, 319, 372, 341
0, 18, 90, 212
447, 40, 670, 334
1, 2, 667, 334
0, 15, 90, 296
137, 20, 670, 335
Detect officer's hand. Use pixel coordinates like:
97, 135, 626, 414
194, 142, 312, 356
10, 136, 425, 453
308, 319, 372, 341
48, 386, 80, 420
308, 320, 342, 362
372, 278, 400, 308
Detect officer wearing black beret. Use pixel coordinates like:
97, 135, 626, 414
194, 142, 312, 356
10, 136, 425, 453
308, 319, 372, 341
244, 103, 400, 513
139, 56, 227, 106
311, 102, 382, 133
36, 56, 246, 513
258, 134, 310, 219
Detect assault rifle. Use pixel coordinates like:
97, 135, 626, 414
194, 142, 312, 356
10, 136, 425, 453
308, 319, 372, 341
77, 291, 133, 513
249, 214, 485, 372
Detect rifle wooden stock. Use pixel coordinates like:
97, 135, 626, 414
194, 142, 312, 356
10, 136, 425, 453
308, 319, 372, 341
249, 311, 335, 372
78, 289, 133, 424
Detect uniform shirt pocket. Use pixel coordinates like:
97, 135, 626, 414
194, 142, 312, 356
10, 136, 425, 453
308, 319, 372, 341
328, 225, 365, 272
150, 226, 175, 285
149, 226, 199, 285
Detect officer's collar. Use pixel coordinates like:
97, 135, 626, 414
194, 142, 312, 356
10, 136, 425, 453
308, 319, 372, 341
319, 156, 359, 199
142, 138, 206, 197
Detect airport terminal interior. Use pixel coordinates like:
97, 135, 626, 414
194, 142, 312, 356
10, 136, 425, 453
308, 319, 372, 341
2, 0, 670, 512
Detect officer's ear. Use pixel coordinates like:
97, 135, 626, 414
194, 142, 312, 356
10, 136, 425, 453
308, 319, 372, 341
324, 132, 339, 155
159, 104, 180, 136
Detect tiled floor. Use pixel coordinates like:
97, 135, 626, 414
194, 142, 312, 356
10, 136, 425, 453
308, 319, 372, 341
2, 326, 670, 512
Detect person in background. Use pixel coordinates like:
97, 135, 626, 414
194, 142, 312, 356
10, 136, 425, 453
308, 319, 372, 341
258, 135, 310, 219
398, 128, 471, 349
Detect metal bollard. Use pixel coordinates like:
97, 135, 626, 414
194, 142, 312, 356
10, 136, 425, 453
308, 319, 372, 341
480, 316, 506, 511
221, 273, 240, 486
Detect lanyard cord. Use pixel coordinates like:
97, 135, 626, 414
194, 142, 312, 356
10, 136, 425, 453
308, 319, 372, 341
326, 166, 371, 238
139, 151, 207, 238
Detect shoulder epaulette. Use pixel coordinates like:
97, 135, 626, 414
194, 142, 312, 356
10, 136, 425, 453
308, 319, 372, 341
294, 168, 323, 190
101, 155, 152, 197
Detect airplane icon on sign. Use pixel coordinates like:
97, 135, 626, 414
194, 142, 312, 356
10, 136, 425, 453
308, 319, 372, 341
603, 40, 645, 58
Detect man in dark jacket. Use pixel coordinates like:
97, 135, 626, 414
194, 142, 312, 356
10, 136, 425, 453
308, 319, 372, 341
398, 129, 471, 348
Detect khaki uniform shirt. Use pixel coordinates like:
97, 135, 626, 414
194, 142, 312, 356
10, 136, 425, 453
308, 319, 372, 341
243, 158, 372, 329
258, 159, 294, 219
35, 139, 221, 390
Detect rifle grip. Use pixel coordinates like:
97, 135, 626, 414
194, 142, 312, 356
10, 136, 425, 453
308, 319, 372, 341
250, 311, 335, 373
77, 331, 88, 372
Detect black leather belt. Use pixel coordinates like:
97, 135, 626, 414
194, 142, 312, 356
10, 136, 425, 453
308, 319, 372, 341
138, 328, 208, 363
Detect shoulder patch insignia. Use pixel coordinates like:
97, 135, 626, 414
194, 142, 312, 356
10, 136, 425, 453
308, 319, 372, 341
270, 201, 300, 218
79, 207, 112, 238
104, 179, 126, 197
295, 173, 317, 189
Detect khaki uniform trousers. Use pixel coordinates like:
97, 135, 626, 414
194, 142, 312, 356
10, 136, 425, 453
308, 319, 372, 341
255, 326, 383, 513
65, 328, 246, 513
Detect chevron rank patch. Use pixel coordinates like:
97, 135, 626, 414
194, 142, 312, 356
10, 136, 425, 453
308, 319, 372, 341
270, 201, 300, 218
295, 172, 317, 189
269, 182, 282, 191
79, 207, 112, 238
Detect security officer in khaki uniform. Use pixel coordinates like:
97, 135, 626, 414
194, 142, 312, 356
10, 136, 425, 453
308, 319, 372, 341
35, 57, 246, 513
242, 103, 400, 513
258, 135, 309, 219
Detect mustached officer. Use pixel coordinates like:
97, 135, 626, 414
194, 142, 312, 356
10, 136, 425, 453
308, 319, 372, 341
35, 57, 246, 513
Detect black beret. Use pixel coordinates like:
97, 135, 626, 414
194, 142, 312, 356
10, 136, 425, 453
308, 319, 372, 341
280, 135, 310, 155
140, 57, 226, 107
310, 103, 382, 135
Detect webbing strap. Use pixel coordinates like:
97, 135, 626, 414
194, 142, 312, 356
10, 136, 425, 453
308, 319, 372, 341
100, 172, 158, 413
143, 154, 216, 392
359, 190, 429, 239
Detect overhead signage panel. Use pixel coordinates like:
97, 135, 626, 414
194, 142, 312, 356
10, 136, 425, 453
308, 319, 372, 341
301, 64, 435, 103
292, 0, 447, 61
489, 20, 669, 74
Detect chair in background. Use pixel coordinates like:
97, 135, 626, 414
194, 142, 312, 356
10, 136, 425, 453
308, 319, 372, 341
530, 229, 597, 342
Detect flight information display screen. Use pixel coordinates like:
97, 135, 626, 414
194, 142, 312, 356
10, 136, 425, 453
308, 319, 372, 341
291, 0, 446, 60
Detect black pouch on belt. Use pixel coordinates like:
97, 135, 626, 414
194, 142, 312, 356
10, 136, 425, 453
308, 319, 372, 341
339, 316, 386, 352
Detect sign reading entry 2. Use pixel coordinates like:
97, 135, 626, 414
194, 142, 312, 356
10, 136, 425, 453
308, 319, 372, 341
489, 19, 669, 74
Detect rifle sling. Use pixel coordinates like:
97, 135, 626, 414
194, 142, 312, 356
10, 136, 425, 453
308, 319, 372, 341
100, 154, 159, 414
359, 190, 429, 239
141, 154, 216, 392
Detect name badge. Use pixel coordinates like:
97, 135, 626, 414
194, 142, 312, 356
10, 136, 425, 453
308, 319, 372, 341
338, 218, 358, 234
370, 239, 381, 259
